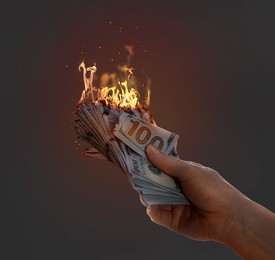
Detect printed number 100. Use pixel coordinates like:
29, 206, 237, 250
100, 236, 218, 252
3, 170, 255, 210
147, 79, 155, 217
127, 119, 164, 149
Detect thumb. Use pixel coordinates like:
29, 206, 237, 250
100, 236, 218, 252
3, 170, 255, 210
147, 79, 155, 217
146, 145, 197, 182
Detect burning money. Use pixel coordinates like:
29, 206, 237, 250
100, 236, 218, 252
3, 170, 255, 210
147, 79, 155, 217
74, 60, 189, 205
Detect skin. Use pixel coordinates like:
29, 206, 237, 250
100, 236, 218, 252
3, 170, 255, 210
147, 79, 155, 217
140, 145, 275, 259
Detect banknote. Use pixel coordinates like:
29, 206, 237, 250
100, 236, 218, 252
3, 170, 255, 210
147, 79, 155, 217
75, 102, 190, 206
114, 112, 179, 158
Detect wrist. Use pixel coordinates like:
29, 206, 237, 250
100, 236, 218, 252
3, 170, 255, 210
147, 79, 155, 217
219, 194, 253, 245
219, 195, 275, 259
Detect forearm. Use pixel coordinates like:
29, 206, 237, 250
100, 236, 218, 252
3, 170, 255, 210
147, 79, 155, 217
221, 197, 275, 259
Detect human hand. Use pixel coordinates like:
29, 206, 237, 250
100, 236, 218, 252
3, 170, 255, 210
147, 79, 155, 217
140, 145, 251, 242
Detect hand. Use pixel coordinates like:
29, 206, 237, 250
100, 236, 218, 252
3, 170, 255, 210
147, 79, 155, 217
141, 145, 246, 242
140, 145, 275, 259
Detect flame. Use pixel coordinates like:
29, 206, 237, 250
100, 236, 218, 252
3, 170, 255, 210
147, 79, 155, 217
78, 61, 150, 109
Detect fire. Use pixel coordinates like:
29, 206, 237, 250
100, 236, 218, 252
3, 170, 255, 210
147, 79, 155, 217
78, 61, 150, 109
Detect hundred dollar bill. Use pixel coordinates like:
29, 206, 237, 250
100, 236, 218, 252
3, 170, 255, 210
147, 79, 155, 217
76, 103, 190, 206
114, 112, 179, 158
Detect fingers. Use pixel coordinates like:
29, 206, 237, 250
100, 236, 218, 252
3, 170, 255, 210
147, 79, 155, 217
146, 145, 199, 182
146, 204, 188, 233
140, 196, 173, 228
146, 205, 172, 228
140, 196, 170, 226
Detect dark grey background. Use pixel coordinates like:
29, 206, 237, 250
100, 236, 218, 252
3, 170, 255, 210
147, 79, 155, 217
3, 0, 275, 259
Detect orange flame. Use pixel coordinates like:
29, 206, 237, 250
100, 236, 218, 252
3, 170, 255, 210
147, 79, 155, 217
78, 61, 150, 109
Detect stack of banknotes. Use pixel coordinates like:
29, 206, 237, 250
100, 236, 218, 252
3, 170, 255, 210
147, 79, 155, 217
75, 63, 189, 206
75, 102, 189, 206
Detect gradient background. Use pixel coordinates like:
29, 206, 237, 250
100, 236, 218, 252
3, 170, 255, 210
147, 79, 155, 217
4, 1, 275, 259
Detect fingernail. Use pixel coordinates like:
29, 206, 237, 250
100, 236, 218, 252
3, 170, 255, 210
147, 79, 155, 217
148, 145, 159, 153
